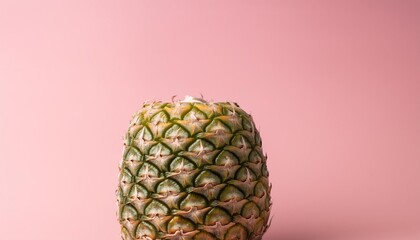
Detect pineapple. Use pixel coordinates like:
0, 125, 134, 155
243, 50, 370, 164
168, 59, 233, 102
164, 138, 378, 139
117, 96, 271, 240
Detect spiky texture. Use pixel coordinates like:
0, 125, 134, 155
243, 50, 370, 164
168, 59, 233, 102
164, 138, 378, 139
117, 97, 271, 240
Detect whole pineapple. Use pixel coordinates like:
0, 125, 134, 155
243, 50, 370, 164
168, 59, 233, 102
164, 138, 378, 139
117, 96, 271, 240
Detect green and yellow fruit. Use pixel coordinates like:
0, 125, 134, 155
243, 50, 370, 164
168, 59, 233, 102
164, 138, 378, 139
117, 96, 271, 240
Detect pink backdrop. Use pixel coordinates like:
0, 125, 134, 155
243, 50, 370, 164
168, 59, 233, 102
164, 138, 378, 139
1, 1, 420, 239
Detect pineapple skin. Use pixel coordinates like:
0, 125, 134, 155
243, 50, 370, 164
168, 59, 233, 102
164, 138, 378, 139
117, 99, 271, 240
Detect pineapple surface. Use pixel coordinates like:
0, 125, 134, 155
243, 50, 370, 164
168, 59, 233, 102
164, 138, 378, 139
117, 97, 271, 240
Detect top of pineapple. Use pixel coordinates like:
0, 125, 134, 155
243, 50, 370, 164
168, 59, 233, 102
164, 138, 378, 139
180, 95, 208, 103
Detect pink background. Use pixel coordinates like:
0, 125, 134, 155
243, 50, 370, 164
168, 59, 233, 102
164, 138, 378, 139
1, 1, 420, 239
